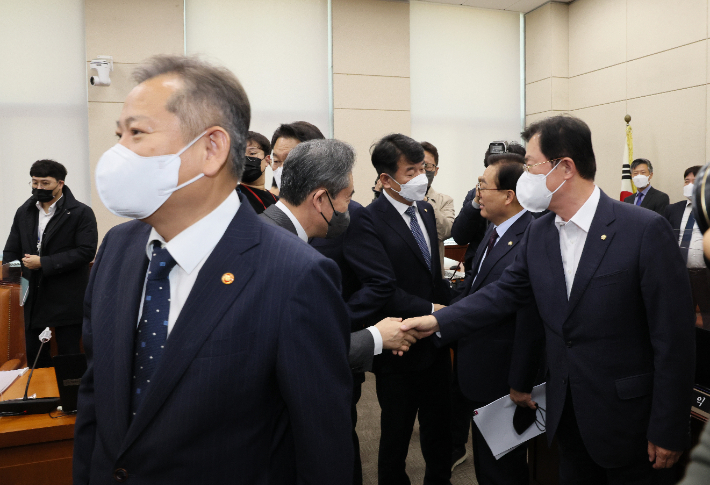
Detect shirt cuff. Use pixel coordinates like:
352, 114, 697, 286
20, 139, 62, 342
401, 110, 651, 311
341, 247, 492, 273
471, 199, 480, 209
431, 303, 435, 313
367, 326, 383, 355
436, 331, 442, 338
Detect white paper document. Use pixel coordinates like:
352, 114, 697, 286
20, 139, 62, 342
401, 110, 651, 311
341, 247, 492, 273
473, 383, 547, 460
0, 367, 29, 395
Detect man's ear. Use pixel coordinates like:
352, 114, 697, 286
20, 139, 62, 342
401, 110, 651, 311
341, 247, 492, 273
202, 127, 231, 177
312, 188, 327, 212
380, 173, 394, 190
562, 158, 576, 180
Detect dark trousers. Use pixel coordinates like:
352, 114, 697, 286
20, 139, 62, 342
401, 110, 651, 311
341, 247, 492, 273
352, 376, 364, 485
450, 354, 474, 448
557, 387, 654, 485
376, 352, 452, 485
25, 324, 82, 368
689, 268, 710, 327
467, 399, 528, 485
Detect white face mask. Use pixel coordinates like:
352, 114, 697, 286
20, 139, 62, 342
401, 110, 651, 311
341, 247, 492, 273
273, 165, 283, 189
684, 183, 694, 200
516, 160, 566, 213
95, 130, 208, 219
632, 174, 649, 188
388, 173, 428, 202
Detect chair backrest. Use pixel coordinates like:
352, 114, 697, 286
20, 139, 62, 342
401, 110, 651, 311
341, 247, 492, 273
0, 284, 27, 368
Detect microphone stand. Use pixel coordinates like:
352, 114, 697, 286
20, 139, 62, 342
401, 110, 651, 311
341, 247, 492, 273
0, 327, 60, 415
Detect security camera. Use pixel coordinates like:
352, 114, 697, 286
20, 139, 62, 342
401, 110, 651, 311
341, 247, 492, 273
90, 55, 113, 87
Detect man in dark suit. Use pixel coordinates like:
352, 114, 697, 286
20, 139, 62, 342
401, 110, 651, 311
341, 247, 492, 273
3, 159, 97, 368
260, 139, 417, 485
73, 55, 353, 484
403, 116, 695, 484
344, 134, 452, 485
453, 153, 544, 485
623, 158, 670, 215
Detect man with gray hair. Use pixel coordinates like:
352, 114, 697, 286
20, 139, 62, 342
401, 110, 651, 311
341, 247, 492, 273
623, 158, 669, 215
74, 55, 354, 484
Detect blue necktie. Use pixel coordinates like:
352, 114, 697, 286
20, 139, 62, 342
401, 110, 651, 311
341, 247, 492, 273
131, 242, 177, 417
635, 192, 645, 206
680, 208, 695, 263
405, 205, 431, 271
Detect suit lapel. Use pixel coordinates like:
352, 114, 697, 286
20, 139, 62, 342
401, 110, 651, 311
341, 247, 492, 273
564, 193, 616, 322
111, 224, 152, 440
471, 213, 530, 294
543, 216, 568, 311
640, 186, 655, 209
120, 204, 260, 454
376, 197, 430, 273
418, 202, 436, 272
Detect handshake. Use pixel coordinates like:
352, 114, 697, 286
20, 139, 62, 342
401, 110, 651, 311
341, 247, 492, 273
377, 304, 445, 356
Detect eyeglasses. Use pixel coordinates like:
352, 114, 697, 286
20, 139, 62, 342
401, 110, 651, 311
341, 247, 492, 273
29, 180, 57, 189
424, 163, 436, 171
476, 182, 507, 192
523, 157, 563, 173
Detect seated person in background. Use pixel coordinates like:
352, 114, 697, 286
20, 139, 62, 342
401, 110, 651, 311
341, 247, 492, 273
238, 130, 277, 214
452, 153, 544, 485
665, 165, 709, 325
270, 121, 325, 196
451, 141, 526, 272
3, 159, 97, 368
421, 141, 455, 278
624, 158, 669, 215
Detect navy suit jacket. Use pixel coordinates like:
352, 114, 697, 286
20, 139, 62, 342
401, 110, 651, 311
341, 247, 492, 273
344, 194, 451, 374
434, 190, 695, 467
452, 211, 544, 403
623, 185, 670, 215
73, 197, 353, 484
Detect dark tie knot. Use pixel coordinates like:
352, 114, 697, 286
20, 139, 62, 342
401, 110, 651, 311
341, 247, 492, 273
148, 242, 177, 280
405, 206, 416, 217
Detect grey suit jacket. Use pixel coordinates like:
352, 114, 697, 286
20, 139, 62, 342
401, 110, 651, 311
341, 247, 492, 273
259, 203, 376, 372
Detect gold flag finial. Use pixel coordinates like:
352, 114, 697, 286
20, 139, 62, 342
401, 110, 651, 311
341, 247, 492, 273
624, 114, 631, 124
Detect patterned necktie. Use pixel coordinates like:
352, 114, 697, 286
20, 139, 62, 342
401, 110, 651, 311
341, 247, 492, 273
680, 208, 696, 263
635, 192, 645, 206
405, 205, 431, 271
131, 242, 178, 418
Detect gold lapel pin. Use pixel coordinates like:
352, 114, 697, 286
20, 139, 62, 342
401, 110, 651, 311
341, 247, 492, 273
601, 235, 607, 240
222, 273, 235, 284
508, 241, 513, 246
424, 208, 428, 212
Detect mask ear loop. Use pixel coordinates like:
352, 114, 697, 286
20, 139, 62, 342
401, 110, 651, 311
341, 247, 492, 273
159, 129, 210, 196
535, 405, 546, 432
545, 159, 567, 199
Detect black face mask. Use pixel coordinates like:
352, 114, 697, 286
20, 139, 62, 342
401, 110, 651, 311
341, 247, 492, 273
32, 188, 55, 203
320, 191, 351, 239
242, 156, 265, 184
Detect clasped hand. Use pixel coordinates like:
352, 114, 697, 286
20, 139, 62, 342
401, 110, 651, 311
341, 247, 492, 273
22, 254, 41, 270
375, 318, 419, 356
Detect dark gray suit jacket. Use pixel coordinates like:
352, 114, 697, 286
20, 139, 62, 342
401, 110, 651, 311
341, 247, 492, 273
623, 185, 670, 215
259, 203, 376, 372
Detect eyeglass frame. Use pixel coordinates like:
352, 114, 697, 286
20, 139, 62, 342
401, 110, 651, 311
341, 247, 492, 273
29, 179, 61, 189
523, 157, 564, 173
476, 182, 508, 192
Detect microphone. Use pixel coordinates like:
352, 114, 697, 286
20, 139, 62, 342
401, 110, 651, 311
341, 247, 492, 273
0, 327, 60, 415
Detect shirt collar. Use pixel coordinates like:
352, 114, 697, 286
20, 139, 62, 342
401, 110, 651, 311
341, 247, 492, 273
555, 185, 600, 233
36, 194, 63, 214
275, 200, 308, 242
145, 191, 241, 274
637, 184, 651, 196
383, 187, 416, 215
493, 208, 527, 239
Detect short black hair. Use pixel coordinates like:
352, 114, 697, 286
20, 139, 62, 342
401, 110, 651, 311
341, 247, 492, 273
371, 134, 425, 176
631, 158, 653, 174
487, 155, 524, 192
247, 131, 271, 155
271, 121, 325, 148
484, 141, 525, 167
420, 141, 439, 165
30, 159, 67, 181
685, 165, 702, 179
521, 116, 596, 180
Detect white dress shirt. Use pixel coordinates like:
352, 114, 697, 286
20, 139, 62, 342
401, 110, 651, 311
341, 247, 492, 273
36, 195, 63, 249
554, 185, 601, 298
275, 200, 308, 242
471, 208, 527, 287
679, 200, 706, 268
138, 191, 241, 337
